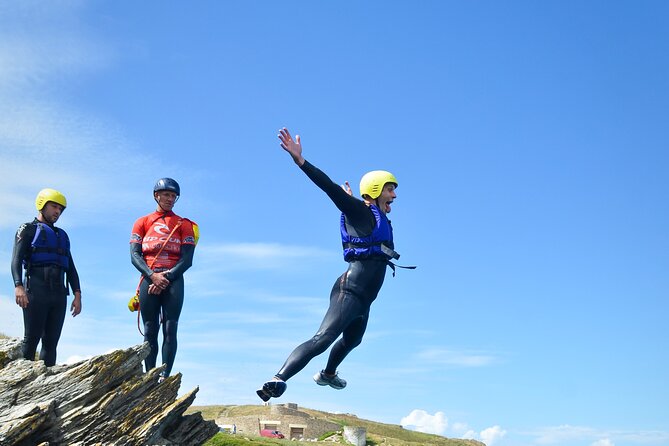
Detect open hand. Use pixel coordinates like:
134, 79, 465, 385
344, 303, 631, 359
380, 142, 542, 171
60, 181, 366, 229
71, 292, 82, 317
278, 127, 305, 166
15, 285, 29, 308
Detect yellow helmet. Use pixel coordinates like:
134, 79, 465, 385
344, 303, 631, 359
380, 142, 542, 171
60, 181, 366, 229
35, 188, 67, 211
359, 170, 398, 199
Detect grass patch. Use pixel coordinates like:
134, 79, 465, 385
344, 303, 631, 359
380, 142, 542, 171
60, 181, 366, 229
205, 433, 285, 445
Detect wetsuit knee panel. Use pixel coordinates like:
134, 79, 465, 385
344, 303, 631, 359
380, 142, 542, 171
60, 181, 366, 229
312, 330, 339, 348
143, 320, 159, 337
163, 320, 179, 337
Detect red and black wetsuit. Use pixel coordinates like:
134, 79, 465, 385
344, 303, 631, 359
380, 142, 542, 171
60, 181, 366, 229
275, 160, 392, 381
130, 210, 196, 377
10, 219, 81, 366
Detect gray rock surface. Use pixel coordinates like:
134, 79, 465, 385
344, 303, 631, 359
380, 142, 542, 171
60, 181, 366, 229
0, 338, 218, 446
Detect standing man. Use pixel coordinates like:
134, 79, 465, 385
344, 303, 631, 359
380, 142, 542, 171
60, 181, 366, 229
257, 128, 410, 401
130, 178, 198, 381
11, 188, 82, 367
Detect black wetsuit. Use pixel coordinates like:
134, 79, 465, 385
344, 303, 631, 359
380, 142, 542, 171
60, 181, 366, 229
275, 160, 390, 381
10, 219, 81, 367
130, 213, 196, 377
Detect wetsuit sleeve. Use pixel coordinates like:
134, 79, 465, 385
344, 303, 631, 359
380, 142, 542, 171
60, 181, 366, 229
165, 244, 195, 281
300, 160, 374, 228
130, 243, 154, 279
10, 223, 34, 286
67, 252, 82, 292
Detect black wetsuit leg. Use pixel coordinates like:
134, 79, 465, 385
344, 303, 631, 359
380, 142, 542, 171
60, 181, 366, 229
161, 276, 184, 377
139, 276, 184, 376
324, 307, 369, 374
22, 268, 67, 367
275, 273, 370, 381
139, 279, 160, 371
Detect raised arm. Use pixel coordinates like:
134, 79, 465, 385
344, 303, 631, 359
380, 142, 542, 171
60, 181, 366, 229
278, 127, 372, 226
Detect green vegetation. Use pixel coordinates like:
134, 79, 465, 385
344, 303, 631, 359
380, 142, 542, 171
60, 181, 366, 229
205, 433, 287, 446
317, 430, 338, 441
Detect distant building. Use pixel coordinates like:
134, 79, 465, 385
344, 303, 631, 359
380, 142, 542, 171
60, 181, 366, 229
216, 403, 341, 440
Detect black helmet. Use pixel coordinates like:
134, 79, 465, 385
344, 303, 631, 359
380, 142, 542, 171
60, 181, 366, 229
154, 178, 180, 196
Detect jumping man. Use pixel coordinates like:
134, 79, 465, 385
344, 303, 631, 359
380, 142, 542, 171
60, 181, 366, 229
257, 127, 410, 401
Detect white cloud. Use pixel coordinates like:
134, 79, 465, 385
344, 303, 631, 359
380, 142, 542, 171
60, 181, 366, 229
480, 425, 507, 446
401, 410, 506, 446
197, 242, 330, 268
400, 409, 448, 435
0, 98, 163, 230
452, 422, 476, 439
0, 1, 164, 232
415, 347, 498, 367
592, 439, 614, 446
0, 1, 111, 90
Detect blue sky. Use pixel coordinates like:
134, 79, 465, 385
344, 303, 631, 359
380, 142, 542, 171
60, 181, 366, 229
1, 1, 667, 445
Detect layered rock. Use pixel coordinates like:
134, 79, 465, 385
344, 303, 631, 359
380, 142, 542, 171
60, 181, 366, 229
0, 338, 218, 446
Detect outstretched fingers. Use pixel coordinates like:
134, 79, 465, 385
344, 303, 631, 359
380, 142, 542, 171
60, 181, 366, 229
277, 127, 305, 165
278, 127, 293, 149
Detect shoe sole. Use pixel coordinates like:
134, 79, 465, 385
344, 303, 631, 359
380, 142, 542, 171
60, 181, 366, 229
313, 373, 346, 390
256, 388, 271, 402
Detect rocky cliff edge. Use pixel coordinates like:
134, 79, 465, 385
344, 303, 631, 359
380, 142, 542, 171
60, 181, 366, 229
0, 338, 218, 446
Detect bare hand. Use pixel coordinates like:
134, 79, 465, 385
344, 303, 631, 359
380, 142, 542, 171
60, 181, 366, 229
151, 271, 170, 288
148, 284, 163, 295
15, 285, 29, 308
278, 127, 305, 166
71, 292, 82, 317
341, 181, 353, 196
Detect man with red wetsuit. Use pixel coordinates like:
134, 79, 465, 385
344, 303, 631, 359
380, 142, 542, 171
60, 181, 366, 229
130, 178, 198, 380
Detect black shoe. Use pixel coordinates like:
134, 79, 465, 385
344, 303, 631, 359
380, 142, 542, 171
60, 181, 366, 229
256, 379, 287, 402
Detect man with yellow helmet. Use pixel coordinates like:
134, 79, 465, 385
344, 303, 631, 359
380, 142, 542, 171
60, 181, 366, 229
257, 127, 410, 402
10, 188, 82, 367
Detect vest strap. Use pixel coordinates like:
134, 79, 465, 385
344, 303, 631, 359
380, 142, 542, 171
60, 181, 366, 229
342, 242, 400, 260
387, 261, 417, 277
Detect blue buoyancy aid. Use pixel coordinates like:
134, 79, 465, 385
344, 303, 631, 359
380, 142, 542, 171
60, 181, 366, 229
341, 205, 399, 262
27, 223, 70, 269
